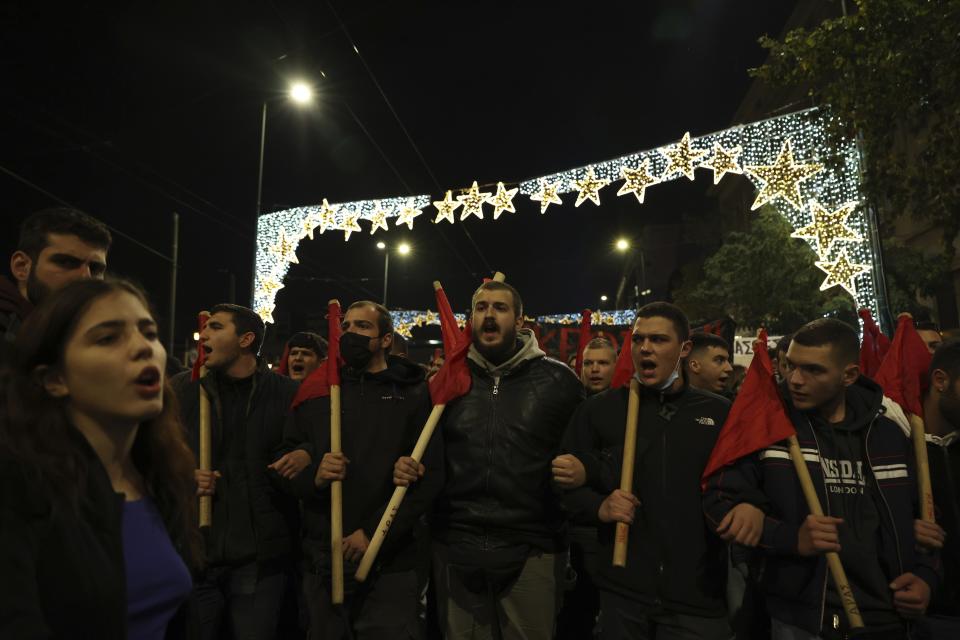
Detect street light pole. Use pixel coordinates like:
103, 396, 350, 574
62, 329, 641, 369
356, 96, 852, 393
382, 250, 390, 308
251, 101, 268, 306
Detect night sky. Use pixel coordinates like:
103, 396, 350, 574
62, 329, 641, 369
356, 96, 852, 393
2, 1, 796, 358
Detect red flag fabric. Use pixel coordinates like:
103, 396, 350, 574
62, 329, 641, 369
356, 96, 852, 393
610, 329, 635, 389
435, 285, 461, 359
701, 329, 796, 487
275, 342, 291, 376
874, 315, 932, 418
291, 301, 342, 409
190, 312, 210, 382
429, 321, 473, 405
574, 309, 592, 376
858, 308, 890, 378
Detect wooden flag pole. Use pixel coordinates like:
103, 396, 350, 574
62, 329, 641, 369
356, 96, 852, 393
197, 310, 212, 529
787, 435, 864, 629
909, 414, 935, 522
329, 299, 345, 605
612, 378, 641, 567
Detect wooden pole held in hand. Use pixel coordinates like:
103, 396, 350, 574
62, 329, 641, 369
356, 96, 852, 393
330, 382, 344, 604
198, 310, 212, 529
612, 378, 641, 567
909, 414, 935, 522
355, 403, 446, 582
787, 435, 864, 629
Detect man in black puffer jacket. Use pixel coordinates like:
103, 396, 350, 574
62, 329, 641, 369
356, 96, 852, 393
397, 280, 584, 640
280, 300, 442, 639
555, 302, 731, 640
703, 318, 940, 640
171, 304, 299, 640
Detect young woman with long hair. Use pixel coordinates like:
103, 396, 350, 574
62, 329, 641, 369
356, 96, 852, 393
0, 278, 201, 639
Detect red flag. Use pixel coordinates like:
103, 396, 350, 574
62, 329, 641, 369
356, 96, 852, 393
858, 308, 890, 378
610, 329, 635, 389
190, 312, 210, 382
291, 301, 342, 409
701, 330, 796, 487
874, 315, 932, 418
574, 309, 592, 376
276, 342, 291, 376
429, 321, 473, 405
435, 283, 461, 358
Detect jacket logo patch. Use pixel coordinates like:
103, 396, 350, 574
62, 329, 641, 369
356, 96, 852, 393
696, 417, 715, 426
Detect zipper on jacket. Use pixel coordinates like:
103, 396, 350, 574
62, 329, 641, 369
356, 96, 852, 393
864, 415, 904, 577
484, 375, 501, 498
807, 420, 830, 633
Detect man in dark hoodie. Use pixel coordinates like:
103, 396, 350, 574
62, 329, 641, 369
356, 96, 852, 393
280, 300, 442, 639
555, 301, 731, 640
703, 318, 939, 639
395, 280, 584, 639
171, 304, 300, 640
916, 339, 960, 639
2, 208, 111, 362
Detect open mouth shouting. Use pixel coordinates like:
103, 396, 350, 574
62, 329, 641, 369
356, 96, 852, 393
134, 365, 162, 398
480, 318, 501, 341
638, 357, 658, 380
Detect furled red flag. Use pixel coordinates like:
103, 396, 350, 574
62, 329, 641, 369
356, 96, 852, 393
874, 315, 932, 418
190, 312, 210, 382
858, 308, 890, 378
275, 342, 291, 376
610, 329, 635, 389
574, 309, 592, 376
700, 330, 796, 488
429, 322, 472, 405
434, 283, 462, 358
291, 301, 342, 409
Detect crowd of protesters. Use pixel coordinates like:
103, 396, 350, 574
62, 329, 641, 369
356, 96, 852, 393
1, 207, 958, 640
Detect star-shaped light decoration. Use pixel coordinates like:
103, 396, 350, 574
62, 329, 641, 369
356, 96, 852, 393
433, 190, 461, 224
791, 201, 862, 255
573, 167, 611, 207
702, 143, 743, 185
745, 140, 823, 210
255, 305, 276, 325
299, 210, 322, 240
617, 159, 659, 203
317, 198, 341, 235
815, 248, 871, 296
423, 310, 437, 325
259, 278, 284, 297
530, 179, 563, 214
340, 211, 362, 241
269, 228, 299, 264
394, 322, 414, 338
659, 132, 708, 181
395, 201, 422, 230
490, 182, 519, 220
457, 181, 491, 221
368, 202, 390, 235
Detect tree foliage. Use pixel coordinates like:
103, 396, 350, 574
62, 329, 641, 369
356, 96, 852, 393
673, 207, 856, 334
752, 0, 960, 261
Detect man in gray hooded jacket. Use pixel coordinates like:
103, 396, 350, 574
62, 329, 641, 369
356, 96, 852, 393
395, 280, 584, 639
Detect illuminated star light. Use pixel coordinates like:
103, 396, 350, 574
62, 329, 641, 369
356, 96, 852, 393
368, 202, 390, 234
660, 132, 708, 181
617, 159, 659, 203
299, 210, 322, 240
340, 211, 362, 241
530, 179, 563, 213
490, 182, 519, 220
317, 198, 341, 234
815, 248, 871, 297
745, 139, 823, 210
269, 228, 299, 264
433, 190, 461, 224
702, 143, 743, 185
791, 200, 862, 255
260, 278, 284, 297
256, 305, 276, 325
458, 181, 492, 221
573, 167, 610, 207
395, 202, 423, 230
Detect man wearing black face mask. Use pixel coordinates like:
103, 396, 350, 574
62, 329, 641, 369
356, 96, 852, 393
278, 301, 443, 639
394, 281, 584, 639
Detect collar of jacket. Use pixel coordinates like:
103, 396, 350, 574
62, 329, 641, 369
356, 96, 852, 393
467, 328, 545, 377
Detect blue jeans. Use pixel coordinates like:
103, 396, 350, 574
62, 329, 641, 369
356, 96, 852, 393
191, 562, 286, 640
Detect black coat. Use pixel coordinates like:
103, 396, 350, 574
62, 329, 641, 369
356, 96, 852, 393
926, 432, 960, 616
0, 430, 187, 639
280, 356, 441, 575
563, 382, 731, 618
433, 351, 584, 551
171, 362, 300, 568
